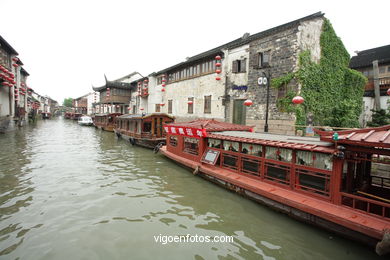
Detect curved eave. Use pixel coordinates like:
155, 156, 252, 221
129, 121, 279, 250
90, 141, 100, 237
93, 81, 133, 91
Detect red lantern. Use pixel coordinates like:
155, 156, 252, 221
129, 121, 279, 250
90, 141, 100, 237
188, 101, 193, 105
2, 82, 8, 86
387, 88, 390, 96
162, 79, 166, 82
12, 57, 19, 62
215, 62, 221, 67
249, 127, 254, 133
162, 84, 166, 87
12, 63, 18, 68
243, 99, 253, 106
161, 88, 165, 92
292, 96, 304, 104
215, 69, 221, 74
127, 107, 131, 110
160, 103, 165, 107
140, 108, 144, 111
215, 77, 221, 81
215, 55, 222, 60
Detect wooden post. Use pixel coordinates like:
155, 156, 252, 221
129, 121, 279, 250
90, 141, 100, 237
373, 60, 381, 111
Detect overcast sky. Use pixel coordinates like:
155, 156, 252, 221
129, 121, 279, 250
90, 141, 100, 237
1, 0, 389, 104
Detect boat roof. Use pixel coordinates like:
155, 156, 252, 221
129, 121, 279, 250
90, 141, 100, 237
117, 113, 174, 120
94, 113, 122, 117
316, 125, 390, 149
166, 119, 253, 132
209, 131, 334, 153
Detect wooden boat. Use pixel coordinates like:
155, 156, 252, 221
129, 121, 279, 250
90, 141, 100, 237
93, 113, 122, 131
114, 113, 174, 149
160, 119, 390, 255
71, 113, 82, 121
64, 112, 73, 119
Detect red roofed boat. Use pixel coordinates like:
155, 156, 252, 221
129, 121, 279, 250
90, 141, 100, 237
160, 120, 390, 255
93, 113, 122, 132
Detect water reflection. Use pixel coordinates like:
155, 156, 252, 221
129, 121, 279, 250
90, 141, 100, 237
0, 118, 384, 259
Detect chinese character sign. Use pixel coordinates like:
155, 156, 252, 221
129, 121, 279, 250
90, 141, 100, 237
163, 125, 207, 138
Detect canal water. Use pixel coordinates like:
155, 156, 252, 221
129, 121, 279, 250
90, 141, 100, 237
0, 118, 384, 259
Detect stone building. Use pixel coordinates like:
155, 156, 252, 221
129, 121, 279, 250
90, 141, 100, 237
349, 44, 390, 126
148, 12, 325, 134
73, 94, 88, 114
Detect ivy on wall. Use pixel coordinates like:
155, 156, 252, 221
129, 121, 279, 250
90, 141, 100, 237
271, 19, 367, 128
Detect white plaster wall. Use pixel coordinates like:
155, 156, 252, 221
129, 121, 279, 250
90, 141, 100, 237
297, 18, 324, 63
87, 92, 98, 115
360, 96, 390, 126
225, 45, 249, 86
0, 87, 11, 117
158, 73, 225, 120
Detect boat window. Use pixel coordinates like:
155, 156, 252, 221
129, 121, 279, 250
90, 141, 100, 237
297, 151, 333, 171
143, 122, 151, 132
265, 163, 290, 185
208, 138, 221, 148
169, 136, 178, 147
242, 143, 262, 157
242, 157, 260, 176
222, 153, 238, 171
296, 169, 330, 197
184, 137, 199, 155
223, 141, 239, 152
265, 147, 292, 162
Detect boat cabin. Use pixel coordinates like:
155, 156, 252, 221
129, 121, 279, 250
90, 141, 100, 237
115, 113, 174, 148
93, 113, 122, 131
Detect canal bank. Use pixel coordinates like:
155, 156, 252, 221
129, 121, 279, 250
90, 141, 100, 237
0, 118, 385, 259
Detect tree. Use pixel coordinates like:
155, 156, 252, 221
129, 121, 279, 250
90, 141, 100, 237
63, 98, 73, 107
367, 109, 390, 127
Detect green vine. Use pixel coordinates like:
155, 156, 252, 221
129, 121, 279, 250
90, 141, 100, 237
271, 72, 295, 89
275, 19, 367, 128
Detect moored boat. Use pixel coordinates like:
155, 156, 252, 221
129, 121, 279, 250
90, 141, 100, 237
93, 113, 122, 132
160, 119, 390, 255
78, 115, 93, 126
114, 113, 174, 149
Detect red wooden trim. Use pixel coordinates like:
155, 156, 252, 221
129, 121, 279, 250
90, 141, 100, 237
346, 132, 356, 140
361, 130, 375, 141
379, 130, 390, 142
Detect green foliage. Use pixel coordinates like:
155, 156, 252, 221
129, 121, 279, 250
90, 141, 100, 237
271, 72, 295, 89
275, 19, 366, 128
367, 109, 390, 127
63, 98, 73, 107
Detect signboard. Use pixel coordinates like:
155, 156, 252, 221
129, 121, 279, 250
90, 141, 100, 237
164, 125, 207, 138
201, 149, 220, 165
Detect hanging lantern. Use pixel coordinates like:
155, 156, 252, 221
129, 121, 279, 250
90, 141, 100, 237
387, 88, 390, 96
188, 101, 193, 105
243, 99, 253, 106
12, 63, 19, 68
215, 62, 221, 67
106, 88, 110, 97
160, 103, 165, 107
2, 82, 8, 86
215, 77, 221, 81
292, 96, 304, 104
162, 79, 166, 82
162, 84, 166, 87
215, 69, 221, 74
161, 88, 165, 92
140, 108, 144, 111
215, 55, 222, 60
12, 57, 19, 62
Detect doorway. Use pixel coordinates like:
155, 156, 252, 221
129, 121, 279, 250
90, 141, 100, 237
233, 99, 246, 125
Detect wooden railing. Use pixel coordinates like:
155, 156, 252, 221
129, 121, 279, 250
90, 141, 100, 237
341, 192, 390, 219
371, 175, 390, 189
365, 76, 390, 91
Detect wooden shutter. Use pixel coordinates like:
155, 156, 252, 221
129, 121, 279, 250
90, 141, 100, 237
241, 59, 247, 72
232, 60, 238, 73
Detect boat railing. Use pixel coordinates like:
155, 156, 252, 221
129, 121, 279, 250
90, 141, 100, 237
341, 192, 390, 219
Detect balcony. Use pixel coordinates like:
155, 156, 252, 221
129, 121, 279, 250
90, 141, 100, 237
364, 76, 390, 92
102, 95, 131, 104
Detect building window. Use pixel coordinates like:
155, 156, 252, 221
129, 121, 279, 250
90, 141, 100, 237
265, 146, 292, 162
257, 51, 270, 68
168, 100, 173, 114
155, 104, 161, 112
157, 76, 163, 85
188, 97, 194, 114
232, 59, 246, 73
169, 136, 178, 147
208, 138, 221, 148
204, 95, 211, 114
379, 66, 386, 74
184, 137, 199, 155
242, 143, 262, 156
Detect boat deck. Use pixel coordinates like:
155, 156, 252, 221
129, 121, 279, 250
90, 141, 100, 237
161, 146, 390, 240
